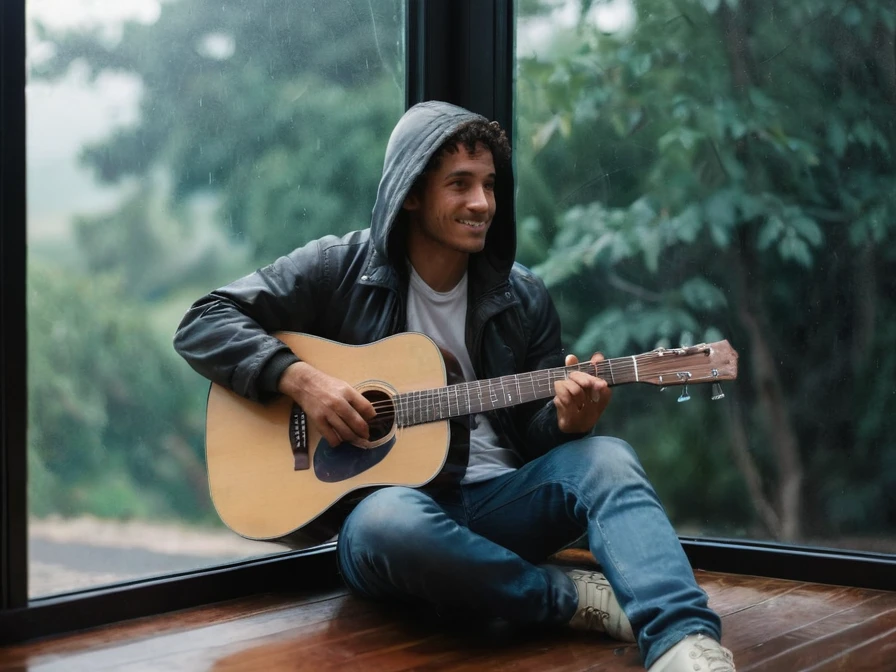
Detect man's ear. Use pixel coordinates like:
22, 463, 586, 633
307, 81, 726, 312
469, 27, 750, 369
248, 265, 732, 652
402, 189, 420, 211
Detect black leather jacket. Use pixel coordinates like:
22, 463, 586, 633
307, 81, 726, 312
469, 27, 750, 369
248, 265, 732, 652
174, 101, 577, 463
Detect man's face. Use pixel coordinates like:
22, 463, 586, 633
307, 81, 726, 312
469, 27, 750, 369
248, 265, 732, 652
403, 142, 496, 256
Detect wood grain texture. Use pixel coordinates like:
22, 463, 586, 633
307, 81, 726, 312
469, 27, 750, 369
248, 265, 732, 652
2, 557, 895, 671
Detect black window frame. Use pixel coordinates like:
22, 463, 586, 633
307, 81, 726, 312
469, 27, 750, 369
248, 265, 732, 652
2, 0, 895, 646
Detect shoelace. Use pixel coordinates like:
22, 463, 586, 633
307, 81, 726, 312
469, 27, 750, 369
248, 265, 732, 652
690, 640, 735, 671
580, 605, 611, 631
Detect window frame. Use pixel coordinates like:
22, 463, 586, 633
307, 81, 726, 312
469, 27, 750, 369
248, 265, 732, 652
1, 0, 895, 646
1, 0, 29, 615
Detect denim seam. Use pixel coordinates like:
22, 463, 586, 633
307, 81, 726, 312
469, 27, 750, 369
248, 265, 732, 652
561, 478, 646, 622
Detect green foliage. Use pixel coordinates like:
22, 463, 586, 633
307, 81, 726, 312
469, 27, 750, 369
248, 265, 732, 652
34, 0, 403, 263
518, 0, 896, 541
28, 0, 404, 526
28, 0, 896, 548
28, 264, 212, 521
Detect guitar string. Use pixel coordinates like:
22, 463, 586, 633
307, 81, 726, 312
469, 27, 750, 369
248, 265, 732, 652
360, 355, 667, 414
360, 355, 691, 409
342, 349, 722, 429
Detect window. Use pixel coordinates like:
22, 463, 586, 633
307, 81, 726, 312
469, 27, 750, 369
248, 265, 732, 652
26, 0, 405, 597
516, 0, 896, 554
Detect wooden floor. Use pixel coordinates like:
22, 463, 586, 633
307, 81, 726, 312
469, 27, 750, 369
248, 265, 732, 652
2, 553, 896, 671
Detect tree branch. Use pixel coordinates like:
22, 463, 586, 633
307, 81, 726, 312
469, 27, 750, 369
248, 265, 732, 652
606, 270, 664, 303
727, 402, 783, 538
733, 233, 804, 541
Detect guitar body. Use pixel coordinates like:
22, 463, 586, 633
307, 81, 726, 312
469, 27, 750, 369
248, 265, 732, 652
206, 332, 463, 545
204, 332, 738, 546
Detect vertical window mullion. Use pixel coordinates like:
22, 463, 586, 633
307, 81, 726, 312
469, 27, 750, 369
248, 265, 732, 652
405, 0, 514, 134
0, 0, 29, 610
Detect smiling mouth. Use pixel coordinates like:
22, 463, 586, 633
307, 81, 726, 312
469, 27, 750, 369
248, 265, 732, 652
457, 219, 488, 229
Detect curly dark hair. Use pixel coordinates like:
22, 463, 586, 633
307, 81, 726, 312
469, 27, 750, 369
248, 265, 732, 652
423, 119, 511, 176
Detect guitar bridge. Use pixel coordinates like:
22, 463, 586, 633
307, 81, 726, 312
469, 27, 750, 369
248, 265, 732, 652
289, 403, 310, 471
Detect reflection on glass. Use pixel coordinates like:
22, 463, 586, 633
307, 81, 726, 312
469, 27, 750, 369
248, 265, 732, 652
516, 0, 895, 551
26, 0, 404, 597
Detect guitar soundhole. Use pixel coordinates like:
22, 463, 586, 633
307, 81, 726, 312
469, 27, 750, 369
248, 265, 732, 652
363, 389, 395, 442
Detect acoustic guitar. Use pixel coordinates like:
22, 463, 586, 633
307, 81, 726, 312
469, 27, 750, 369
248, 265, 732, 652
205, 332, 738, 545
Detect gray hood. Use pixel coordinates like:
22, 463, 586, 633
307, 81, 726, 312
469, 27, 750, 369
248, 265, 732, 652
368, 101, 516, 283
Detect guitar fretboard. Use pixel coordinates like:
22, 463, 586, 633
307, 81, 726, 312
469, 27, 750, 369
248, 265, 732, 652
395, 356, 645, 428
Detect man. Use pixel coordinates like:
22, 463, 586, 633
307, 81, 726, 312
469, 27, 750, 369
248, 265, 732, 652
174, 101, 735, 671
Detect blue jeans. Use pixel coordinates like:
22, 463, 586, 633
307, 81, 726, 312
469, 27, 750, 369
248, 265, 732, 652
337, 436, 721, 668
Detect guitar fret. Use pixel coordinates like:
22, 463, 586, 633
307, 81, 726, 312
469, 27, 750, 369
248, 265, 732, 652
385, 339, 735, 428
415, 390, 422, 425
524, 371, 536, 402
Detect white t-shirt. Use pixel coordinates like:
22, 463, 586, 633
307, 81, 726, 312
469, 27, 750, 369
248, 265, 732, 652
405, 264, 521, 484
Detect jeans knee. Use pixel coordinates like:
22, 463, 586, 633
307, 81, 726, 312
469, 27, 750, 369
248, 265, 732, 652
557, 436, 647, 488
340, 487, 430, 558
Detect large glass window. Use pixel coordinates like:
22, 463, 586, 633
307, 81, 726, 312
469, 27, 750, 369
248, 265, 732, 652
26, 0, 404, 597
516, 1, 895, 551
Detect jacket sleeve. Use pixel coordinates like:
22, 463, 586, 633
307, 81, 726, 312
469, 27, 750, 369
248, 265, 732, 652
516, 274, 588, 458
173, 239, 328, 402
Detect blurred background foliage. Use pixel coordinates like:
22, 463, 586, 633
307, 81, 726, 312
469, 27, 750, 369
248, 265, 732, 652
28, 0, 405, 525
516, 0, 896, 545
28, 0, 896, 549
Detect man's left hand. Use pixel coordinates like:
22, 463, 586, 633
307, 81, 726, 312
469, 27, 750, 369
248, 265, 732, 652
553, 353, 612, 433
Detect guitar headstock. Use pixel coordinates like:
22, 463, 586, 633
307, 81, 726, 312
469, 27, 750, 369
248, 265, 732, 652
637, 340, 739, 387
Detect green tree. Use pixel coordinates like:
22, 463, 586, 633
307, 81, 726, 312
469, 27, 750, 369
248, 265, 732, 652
28, 264, 211, 520
34, 0, 404, 266
29, 0, 404, 523
517, 0, 896, 543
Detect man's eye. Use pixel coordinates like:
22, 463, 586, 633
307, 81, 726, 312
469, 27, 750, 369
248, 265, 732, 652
485, 183, 495, 191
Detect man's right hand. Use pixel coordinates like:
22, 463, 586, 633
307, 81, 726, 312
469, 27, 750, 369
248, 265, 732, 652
278, 362, 376, 447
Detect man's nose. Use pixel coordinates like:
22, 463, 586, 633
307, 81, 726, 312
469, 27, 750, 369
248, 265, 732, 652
468, 185, 490, 212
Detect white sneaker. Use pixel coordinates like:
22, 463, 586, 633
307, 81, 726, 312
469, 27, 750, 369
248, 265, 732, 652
564, 568, 635, 642
648, 634, 736, 671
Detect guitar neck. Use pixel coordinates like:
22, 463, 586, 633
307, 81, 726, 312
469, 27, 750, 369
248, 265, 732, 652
396, 356, 642, 428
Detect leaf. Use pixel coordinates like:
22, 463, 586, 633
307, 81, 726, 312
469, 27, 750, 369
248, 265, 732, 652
704, 190, 737, 247
532, 116, 560, 153
827, 121, 848, 158
778, 234, 813, 268
640, 229, 663, 274
758, 215, 784, 250
681, 278, 728, 311
668, 205, 703, 244
658, 127, 705, 153
790, 215, 824, 247
573, 309, 630, 357
738, 193, 766, 221
853, 120, 874, 148
631, 53, 652, 77
705, 190, 737, 229
703, 326, 725, 343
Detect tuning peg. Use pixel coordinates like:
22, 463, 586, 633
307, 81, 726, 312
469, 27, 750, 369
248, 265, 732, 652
677, 385, 690, 403
711, 383, 725, 401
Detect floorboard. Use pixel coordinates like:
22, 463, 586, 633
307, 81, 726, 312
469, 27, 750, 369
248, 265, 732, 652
2, 563, 895, 671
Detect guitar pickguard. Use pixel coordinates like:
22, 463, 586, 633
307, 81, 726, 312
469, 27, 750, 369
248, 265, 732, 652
312, 435, 397, 483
